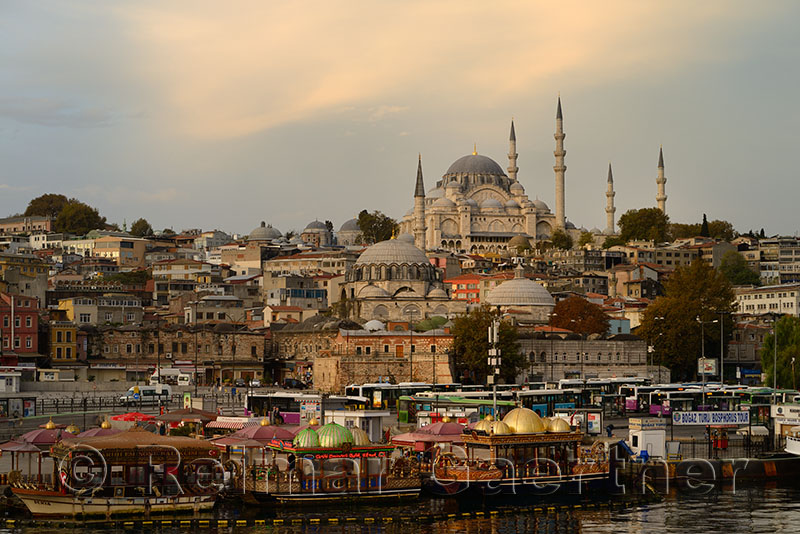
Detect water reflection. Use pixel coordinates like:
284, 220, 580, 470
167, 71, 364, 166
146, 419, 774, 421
6, 484, 800, 534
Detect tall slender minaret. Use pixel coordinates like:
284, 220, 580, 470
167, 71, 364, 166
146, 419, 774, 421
413, 154, 427, 250
553, 96, 567, 229
507, 119, 518, 181
605, 163, 616, 235
656, 145, 667, 214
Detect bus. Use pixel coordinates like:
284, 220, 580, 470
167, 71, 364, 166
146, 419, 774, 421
343, 383, 434, 411
516, 388, 587, 417
398, 394, 517, 427
245, 392, 364, 424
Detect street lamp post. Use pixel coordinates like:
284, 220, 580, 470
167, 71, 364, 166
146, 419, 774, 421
193, 302, 199, 397
406, 309, 417, 382
488, 318, 501, 417
697, 316, 718, 407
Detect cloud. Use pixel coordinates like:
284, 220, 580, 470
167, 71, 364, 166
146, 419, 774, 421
113, 1, 778, 140
0, 97, 119, 128
0, 183, 32, 192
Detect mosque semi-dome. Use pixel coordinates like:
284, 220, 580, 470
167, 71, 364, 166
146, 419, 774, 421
508, 235, 531, 249
502, 407, 547, 434
358, 284, 391, 298
355, 238, 431, 266
426, 288, 449, 299
433, 197, 456, 208
505, 199, 520, 209
427, 187, 445, 199
532, 199, 550, 212
480, 198, 504, 210
510, 182, 525, 194
445, 154, 506, 176
486, 266, 554, 307
317, 422, 354, 448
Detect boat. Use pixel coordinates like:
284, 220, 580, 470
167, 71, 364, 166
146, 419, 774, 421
785, 426, 800, 456
241, 421, 421, 503
10, 426, 221, 517
425, 408, 611, 497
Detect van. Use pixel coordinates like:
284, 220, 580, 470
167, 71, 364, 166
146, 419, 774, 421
119, 385, 172, 407
149, 369, 191, 386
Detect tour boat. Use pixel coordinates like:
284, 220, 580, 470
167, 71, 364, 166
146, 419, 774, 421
425, 408, 611, 497
11, 426, 220, 517
785, 426, 800, 456
241, 421, 421, 503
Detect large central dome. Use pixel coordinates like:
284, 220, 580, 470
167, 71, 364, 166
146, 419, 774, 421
445, 154, 506, 176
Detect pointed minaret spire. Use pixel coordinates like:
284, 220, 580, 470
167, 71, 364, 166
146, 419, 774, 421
414, 153, 425, 197
553, 95, 567, 229
413, 155, 427, 250
656, 145, 667, 214
605, 163, 616, 235
507, 119, 518, 181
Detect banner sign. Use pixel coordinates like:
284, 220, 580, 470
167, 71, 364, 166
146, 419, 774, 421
672, 411, 749, 426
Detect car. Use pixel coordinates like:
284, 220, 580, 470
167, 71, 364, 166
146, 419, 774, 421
282, 378, 308, 390
249, 378, 262, 388
234, 378, 246, 387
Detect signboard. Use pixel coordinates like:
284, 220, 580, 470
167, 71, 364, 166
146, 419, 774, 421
373, 390, 383, 409
629, 417, 668, 431
697, 358, 717, 376
672, 411, 749, 426
772, 404, 800, 419
586, 412, 602, 435
183, 392, 191, 409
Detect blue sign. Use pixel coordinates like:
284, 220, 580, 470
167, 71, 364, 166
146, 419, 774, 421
672, 411, 750, 426
133, 393, 140, 400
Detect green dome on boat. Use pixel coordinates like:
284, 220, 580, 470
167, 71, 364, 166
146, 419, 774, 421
317, 422, 354, 448
293, 428, 320, 448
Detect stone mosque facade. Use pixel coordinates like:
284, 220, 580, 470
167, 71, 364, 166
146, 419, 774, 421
398, 97, 669, 254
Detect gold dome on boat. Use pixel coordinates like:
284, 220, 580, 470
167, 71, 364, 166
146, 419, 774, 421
260, 417, 270, 426
474, 419, 493, 433
101, 420, 112, 429
490, 420, 512, 435
548, 417, 571, 433
65, 423, 80, 434
502, 407, 547, 434
45, 418, 56, 430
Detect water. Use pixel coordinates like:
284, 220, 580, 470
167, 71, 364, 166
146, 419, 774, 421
4, 483, 800, 534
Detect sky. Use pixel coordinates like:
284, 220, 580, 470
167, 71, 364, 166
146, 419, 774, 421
1, 1, 799, 237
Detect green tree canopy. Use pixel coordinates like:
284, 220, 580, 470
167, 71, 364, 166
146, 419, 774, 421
670, 219, 737, 241
550, 229, 573, 250
577, 231, 594, 248
130, 218, 154, 237
719, 250, 761, 286
54, 200, 107, 235
357, 210, 398, 244
637, 258, 735, 381
24, 193, 69, 219
451, 307, 524, 385
618, 207, 670, 243
761, 315, 800, 390
602, 235, 626, 249
550, 296, 610, 335
161, 228, 176, 236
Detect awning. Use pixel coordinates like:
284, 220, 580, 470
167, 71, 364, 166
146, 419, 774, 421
206, 419, 259, 430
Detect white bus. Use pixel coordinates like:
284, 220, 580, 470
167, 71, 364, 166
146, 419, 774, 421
149, 368, 191, 386
120, 385, 172, 406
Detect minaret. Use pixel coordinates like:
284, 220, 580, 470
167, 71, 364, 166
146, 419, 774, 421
413, 154, 427, 250
553, 96, 567, 229
605, 163, 616, 235
507, 119, 518, 181
656, 145, 667, 214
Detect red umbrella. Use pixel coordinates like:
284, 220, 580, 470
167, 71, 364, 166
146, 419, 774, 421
417, 421, 465, 436
230, 424, 294, 444
111, 412, 155, 422
0, 440, 41, 452
18, 428, 75, 446
77, 427, 123, 438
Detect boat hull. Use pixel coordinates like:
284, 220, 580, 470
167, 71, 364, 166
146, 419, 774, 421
248, 486, 421, 504
786, 436, 800, 456
11, 488, 216, 518
424, 471, 610, 498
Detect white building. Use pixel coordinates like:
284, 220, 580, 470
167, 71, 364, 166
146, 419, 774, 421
735, 283, 800, 317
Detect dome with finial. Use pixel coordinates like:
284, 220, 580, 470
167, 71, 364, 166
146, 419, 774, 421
101, 420, 112, 429
354, 237, 430, 266
308, 417, 319, 426
502, 407, 547, 434
445, 154, 506, 176
316, 422, 354, 448
351, 427, 371, 446
473, 419, 493, 433
260, 416, 270, 427
293, 428, 321, 448
65, 423, 80, 435
45, 418, 56, 430
248, 221, 281, 241
548, 417, 571, 433
486, 265, 554, 307
490, 420, 513, 435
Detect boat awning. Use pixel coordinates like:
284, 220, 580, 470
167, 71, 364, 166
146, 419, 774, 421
736, 425, 769, 436
206, 419, 258, 430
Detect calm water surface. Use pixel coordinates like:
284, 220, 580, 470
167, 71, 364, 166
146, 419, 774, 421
4, 484, 800, 534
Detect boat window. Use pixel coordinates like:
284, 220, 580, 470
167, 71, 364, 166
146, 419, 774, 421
111, 465, 124, 485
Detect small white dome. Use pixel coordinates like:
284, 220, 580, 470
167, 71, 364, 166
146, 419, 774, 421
427, 187, 445, 199
504, 199, 520, 208
433, 197, 456, 208
358, 285, 391, 298
532, 199, 549, 212
510, 182, 525, 194
486, 266, 555, 307
590, 227, 602, 234
480, 198, 504, 210
364, 319, 385, 331
565, 221, 576, 230
427, 288, 449, 299
465, 198, 478, 207
340, 218, 359, 232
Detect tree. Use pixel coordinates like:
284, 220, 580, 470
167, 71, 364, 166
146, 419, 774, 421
719, 250, 761, 286
325, 220, 334, 235
549, 296, 610, 335
161, 228, 176, 236
700, 214, 710, 237
54, 200, 106, 235
602, 235, 626, 249
284, 229, 298, 240
451, 307, 524, 384
761, 315, 800, 390
671, 219, 737, 241
637, 258, 735, 381
550, 229, 573, 250
24, 193, 69, 219
357, 210, 398, 244
618, 208, 670, 243
130, 218, 154, 237
577, 231, 594, 248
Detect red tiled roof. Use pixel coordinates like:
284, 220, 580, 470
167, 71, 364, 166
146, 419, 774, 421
268, 305, 303, 312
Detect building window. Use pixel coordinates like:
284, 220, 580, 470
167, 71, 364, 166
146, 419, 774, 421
356, 346, 362, 355
79, 313, 91, 324
181, 343, 188, 353
127, 313, 135, 322
14, 317, 20, 328
56, 331, 63, 343
365, 346, 371, 355
411, 345, 416, 353
384, 345, 389, 353
430, 345, 436, 353
66, 331, 72, 342
66, 347, 72, 359
126, 344, 132, 353
105, 312, 113, 322
56, 347, 62, 359
2, 317, 7, 328
172, 342, 178, 352
25, 316, 32, 328
149, 343, 155, 354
